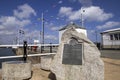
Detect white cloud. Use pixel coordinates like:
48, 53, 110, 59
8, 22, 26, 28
59, 7, 73, 17
19, 19, 31, 27
24, 30, 40, 42
83, 6, 113, 21
68, 0, 77, 3
14, 4, 36, 19
0, 16, 8, 23
50, 25, 64, 31
68, 0, 92, 7
0, 25, 4, 29
97, 21, 120, 30
0, 4, 36, 44
89, 30, 95, 33
0, 30, 14, 35
2, 16, 18, 27
0, 16, 18, 30
78, 0, 92, 7
58, 0, 63, 4
50, 27, 60, 31
26, 30, 40, 38
24, 30, 58, 44
0, 16, 31, 44
59, 6, 113, 22
45, 35, 58, 40
0, 4, 34, 35
45, 22, 63, 31
0, 16, 31, 31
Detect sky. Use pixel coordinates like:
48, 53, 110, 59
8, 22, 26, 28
0, 0, 120, 44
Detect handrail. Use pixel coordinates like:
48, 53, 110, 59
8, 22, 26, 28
0, 44, 59, 47
0, 53, 56, 59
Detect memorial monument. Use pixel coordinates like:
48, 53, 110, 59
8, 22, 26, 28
50, 25, 104, 80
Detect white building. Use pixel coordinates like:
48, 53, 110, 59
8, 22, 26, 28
59, 23, 87, 43
34, 40, 39, 44
101, 28, 120, 49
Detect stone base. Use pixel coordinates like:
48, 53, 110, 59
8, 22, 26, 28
40, 55, 54, 70
2, 61, 31, 80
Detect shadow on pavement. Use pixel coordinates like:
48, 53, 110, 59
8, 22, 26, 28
103, 60, 120, 66
100, 50, 120, 59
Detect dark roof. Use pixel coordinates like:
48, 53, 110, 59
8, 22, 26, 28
59, 23, 86, 31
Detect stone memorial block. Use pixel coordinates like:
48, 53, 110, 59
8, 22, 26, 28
40, 55, 55, 70
50, 27, 104, 80
2, 61, 31, 80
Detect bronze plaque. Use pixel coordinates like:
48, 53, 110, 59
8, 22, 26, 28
62, 44, 82, 65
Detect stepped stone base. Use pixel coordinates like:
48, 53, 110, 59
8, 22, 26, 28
2, 61, 31, 80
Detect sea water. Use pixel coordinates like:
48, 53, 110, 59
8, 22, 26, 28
0, 48, 22, 68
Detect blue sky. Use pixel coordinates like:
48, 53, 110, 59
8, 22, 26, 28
0, 0, 120, 44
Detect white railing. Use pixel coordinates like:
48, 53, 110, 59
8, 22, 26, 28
0, 44, 59, 48
0, 53, 56, 59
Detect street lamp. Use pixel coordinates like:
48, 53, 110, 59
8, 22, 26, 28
80, 8, 85, 27
38, 13, 45, 53
41, 13, 44, 45
18, 29, 25, 45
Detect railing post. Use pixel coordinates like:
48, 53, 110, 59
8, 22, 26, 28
41, 46, 43, 53
50, 43, 52, 53
23, 41, 27, 62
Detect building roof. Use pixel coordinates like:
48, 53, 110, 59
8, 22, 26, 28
59, 22, 86, 31
101, 28, 120, 34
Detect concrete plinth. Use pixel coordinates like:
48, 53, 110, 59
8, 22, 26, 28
2, 61, 31, 80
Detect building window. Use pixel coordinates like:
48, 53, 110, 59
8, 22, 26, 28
114, 34, 119, 40
110, 33, 120, 40
119, 33, 120, 40
110, 34, 113, 40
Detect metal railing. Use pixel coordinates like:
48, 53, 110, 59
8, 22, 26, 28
0, 53, 56, 59
0, 44, 59, 48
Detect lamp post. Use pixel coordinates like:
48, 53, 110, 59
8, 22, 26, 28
80, 8, 85, 27
39, 13, 45, 53
42, 13, 44, 46
18, 29, 25, 45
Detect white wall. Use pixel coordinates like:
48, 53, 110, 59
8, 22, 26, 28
75, 29, 87, 36
59, 30, 65, 43
102, 33, 120, 46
